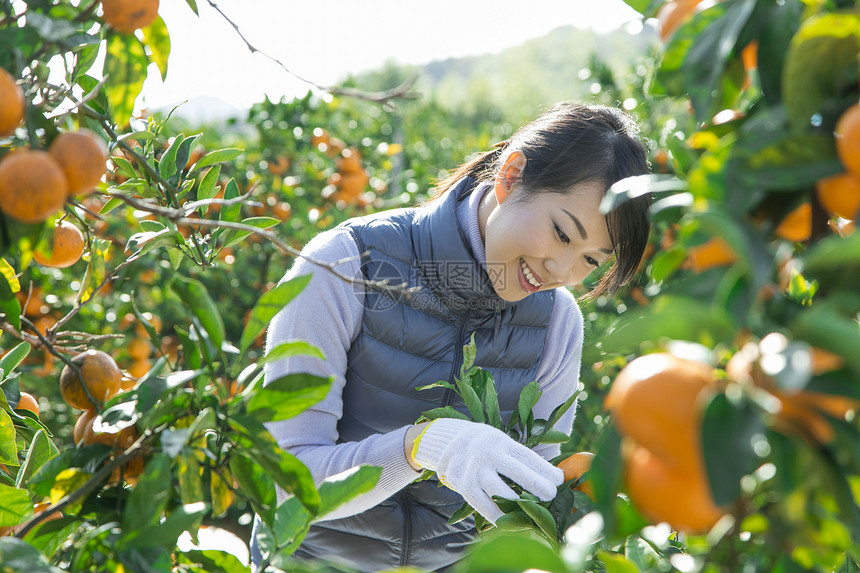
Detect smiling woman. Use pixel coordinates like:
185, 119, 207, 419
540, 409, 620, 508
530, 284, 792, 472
251, 101, 651, 573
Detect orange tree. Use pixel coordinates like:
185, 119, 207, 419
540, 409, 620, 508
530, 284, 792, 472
569, 0, 860, 571
0, 2, 390, 571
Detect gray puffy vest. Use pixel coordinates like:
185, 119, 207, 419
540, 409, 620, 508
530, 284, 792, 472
293, 178, 556, 572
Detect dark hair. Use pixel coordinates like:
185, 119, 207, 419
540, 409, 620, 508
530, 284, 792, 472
434, 101, 652, 298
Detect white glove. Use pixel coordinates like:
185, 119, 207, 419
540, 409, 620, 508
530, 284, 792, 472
412, 418, 564, 523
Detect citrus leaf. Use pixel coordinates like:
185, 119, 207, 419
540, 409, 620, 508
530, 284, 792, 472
171, 276, 225, 352
121, 502, 208, 549
240, 274, 311, 352
259, 340, 325, 366
245, 373, 332, 423
16, 429, 59, 489
104, 34, 147, 126
701, 392, 763, 505
210, 470, 235, 517
196, 165, 221, 204
0, 537, 65, 573
0, 483, 30, 527
317, 464, 381, 516
141, 15, 170, 81
191, 148, 243, 172
455, 532, 567, 573
0, 409, 16, 464
0, 342, 31, 380
177, 450, 204, 505
158, 133, 184, 180
122, 454, 172, 530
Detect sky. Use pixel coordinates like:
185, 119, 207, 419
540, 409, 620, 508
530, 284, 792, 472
139, 0, 644, 111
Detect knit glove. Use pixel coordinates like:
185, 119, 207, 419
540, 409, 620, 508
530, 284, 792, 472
412, 418, 564, 523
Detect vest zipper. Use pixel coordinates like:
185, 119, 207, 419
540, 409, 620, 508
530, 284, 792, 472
442, 311, 472, 407
400, 490, 413, 567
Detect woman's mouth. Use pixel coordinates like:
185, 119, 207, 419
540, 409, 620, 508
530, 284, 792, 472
519, 259, 544, 294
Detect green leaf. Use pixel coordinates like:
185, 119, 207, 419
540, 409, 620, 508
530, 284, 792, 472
317, 464, 381, 516
783, 13, 860, 129
729, 130, 841, 191
159, 133, 184, 180
104, 34, 148, 126
452, 533, 567, 573
259, 340, 325, 366
493, 510, 534, 532
122, 453, 171, 531
516, 381, 541, 434
174, 134, 201, 178
240, 274, 311, 352
122, 502, 208, 549
222, 216, 280, 248
228, 415, 320, 514
196, 165, 221, 204
125, 228, 184, 259
597, 550, 640, 573
648, 245, 685, 283
184, 0, 199, 14
701, 392, 763, 505
141, 15, 170, 81
0, 483, 31, 527
246, 374, 332, 423
16, 430, 59, 489
210, 470, 234, 517
229, 453, 275, 519
515, 498, 558, 545
175, 549, 248, 573
177, 450, 204, 504
0, 342, 31, 380
416, 406, 470, 423
191, 148, 244, 172
0, 409, 16, 464
0, 537, 65, 573
76, 238, 112, 304
172, 275, 225, 351
459, 332, 477, 380
477, 370, 502, 429
218, 178, 242, 224
0, 261, 21, 331
601, 295, 736, 356
448, 501, 475, 525
791, 305, 860, 374
801, 230, 860, 282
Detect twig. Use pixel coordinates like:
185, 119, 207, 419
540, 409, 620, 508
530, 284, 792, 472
204, 0, 421, 104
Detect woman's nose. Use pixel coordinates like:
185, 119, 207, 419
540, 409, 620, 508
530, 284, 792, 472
546, 253, 587, 286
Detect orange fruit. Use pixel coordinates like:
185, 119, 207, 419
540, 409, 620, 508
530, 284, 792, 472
128, 357, 151, 378
0, 149, 68, 223
267, 156, 290, 175
337, 148, 364, 174
127, 337, 152, 360
119, 375, 137, 391
48, 129, 108, 196
111, 454, 145, 485
604, 353, 716, 470
33, 220, 86, 268
624, 444, 724, 534
311, 127, 331, 149
686, 237, 737, 273
816, 172, 860, 220
773, 389, 859, 444
16, 391, 39, 417
337, 171, 369, 201
835, 104, 860, 177
81, 416, 138, 449
657, 0, 707, 42
74, 408, 98, 445
742, 41, 758, 73
775, 202, 812, 242
557, 451, 595, 500
101, 0, 160, 33
59, 349, 122, 410
0, 68, 24, 137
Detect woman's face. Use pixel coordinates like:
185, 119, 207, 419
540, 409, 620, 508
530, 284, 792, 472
480, 177, 614, 303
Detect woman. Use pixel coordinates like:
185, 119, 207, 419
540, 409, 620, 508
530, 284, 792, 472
251, 102, 652, 572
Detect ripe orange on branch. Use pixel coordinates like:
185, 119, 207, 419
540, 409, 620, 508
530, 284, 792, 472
557, 451, 595, 500
0, 150, 68, 223
604, 353, 717, 471
685, 237, 737, 273
48, 129, 109, 196
101, 0, 160, 34
835, 104, 860, 177
15, 392, 39, 417
656, 0, 708, 42
33, 220, 86, 268
59, 349, 122, 410
0, 68, 24, 137
816, 172, 860, 220
624, 444, 724, 534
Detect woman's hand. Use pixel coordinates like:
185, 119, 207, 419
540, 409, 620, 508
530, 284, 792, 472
406, 418, 563, 523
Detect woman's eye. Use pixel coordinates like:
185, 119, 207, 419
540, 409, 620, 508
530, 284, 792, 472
585, 256, 599, 268
554, 224, 570, 244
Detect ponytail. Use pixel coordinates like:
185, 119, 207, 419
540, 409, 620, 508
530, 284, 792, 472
430, 140, 511, 200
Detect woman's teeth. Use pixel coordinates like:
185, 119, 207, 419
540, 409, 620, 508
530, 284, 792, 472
521, 260, 542, 288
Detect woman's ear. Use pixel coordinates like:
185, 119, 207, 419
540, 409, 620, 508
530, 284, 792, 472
494, 150, 527, 204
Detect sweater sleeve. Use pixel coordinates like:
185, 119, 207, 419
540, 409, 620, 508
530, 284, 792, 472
530, 288, 583, 461
263, 228, 422, 521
